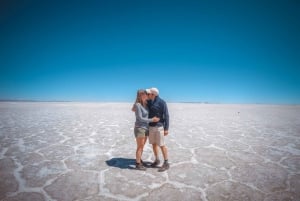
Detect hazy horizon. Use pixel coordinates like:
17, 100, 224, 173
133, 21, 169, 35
1, 99, 300, 106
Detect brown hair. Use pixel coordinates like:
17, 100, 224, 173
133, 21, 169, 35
135, 89, 147, 107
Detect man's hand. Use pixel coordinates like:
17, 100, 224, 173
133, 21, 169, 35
152, 117, 160, 122
164, 130, 169, 136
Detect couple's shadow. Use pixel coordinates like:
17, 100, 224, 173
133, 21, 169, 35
105, 157, 152, 169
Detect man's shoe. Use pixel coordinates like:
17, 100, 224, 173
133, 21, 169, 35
141, 159, 147, 166
158, 162, 169, 172
136, 163, 146, 171
150, 159, 160, 168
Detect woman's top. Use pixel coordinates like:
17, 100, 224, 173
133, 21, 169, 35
134, 103, 153, 130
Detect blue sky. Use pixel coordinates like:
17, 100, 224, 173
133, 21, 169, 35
1, 0, 299, 103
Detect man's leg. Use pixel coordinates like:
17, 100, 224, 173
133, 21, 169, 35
160, 145, 168, 161
151, 144, 160, 167
158, 145, 169, 172
152, 144, 159, 159
149, 127, 160, 167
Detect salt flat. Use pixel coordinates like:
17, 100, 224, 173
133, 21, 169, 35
0, 102, 299, 201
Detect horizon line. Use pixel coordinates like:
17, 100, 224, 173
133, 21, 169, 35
0, 99, 299, 105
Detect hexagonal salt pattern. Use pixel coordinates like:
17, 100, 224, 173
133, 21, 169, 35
0, 102, 299, 201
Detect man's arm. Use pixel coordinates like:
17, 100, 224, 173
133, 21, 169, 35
163, 101, 169, 133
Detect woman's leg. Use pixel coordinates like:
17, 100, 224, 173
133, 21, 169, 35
141, 136, 147, 161
136, 137, 146, 164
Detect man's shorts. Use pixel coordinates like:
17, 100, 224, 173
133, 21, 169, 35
149, 126, 165, 146
134, 127, 149, 138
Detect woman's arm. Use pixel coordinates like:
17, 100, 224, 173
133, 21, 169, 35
135, 103, 157, 123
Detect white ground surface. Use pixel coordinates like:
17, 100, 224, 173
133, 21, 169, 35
0, 102, 299, 201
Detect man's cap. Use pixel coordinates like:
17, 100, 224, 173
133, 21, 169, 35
146, 87, 159, 95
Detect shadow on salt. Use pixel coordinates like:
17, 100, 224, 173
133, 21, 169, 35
105, 158, 136, 169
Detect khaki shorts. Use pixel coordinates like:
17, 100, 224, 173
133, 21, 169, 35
149, 126, 165, 146
134, 127, 149, 138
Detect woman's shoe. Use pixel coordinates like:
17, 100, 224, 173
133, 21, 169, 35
136, 163, 146, 171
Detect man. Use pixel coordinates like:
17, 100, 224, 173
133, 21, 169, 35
146, 87, 170, 172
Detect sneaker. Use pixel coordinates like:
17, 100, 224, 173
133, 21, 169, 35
136, 163, 146, 171
158, 161, 169, 172
150, 159, 160, 168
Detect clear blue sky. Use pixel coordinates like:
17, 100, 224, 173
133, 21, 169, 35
1, 0, 299, 103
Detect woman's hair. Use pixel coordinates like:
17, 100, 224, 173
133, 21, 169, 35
135, 89, 147, 106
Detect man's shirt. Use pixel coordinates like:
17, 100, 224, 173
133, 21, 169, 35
148, 96, 169, 130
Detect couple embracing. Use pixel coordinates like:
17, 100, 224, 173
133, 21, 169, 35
133, 87, 170, 172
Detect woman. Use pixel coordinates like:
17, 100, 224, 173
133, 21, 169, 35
134, 89, 159, 170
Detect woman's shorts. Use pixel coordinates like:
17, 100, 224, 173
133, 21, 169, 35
134, 127, 149, 138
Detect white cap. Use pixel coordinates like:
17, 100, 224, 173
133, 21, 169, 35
149, 87, 159, 95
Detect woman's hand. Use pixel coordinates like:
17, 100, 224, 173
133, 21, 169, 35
152, 117, 160, 122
